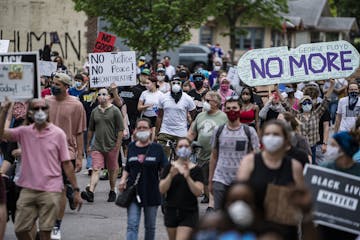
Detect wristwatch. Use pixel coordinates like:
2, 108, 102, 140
73, 187, 80, 192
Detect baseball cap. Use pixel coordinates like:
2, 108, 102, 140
53, 72, 72, 86
141, 68, 151, 76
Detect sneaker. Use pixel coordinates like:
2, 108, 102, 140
107, 190, 116, 202
51, 226, 61, 240
100, 169, 108, 180
200, 196, 209, 204
81, 189, 94, 203
65, 185, 76, 210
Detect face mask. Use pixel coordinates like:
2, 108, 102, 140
176, 146, 192, 159
34, 110, 47, 124
157, 75, 165, 81
172, 84, 181, 93
214, 66, 221, 71
51, 86, 62, 96
302, 104, 312, 112
203, 101, 211, 112
135, 131, 151, 142
220, 84, 229, 91
226, 110, 240, 122
74, 81, 82, 88
194, 81, 203, 90
349, 92, 358, 98
324, 145, 342, 163
262, 135, 284, 153
227, 201, 254, 227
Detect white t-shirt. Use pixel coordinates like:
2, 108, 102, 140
337, 96, 360, 131
158, 92, 196, 137
139, 90, 164, 117
165, 65, 176, 79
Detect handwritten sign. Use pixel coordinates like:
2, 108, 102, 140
89, 51, 137, 88
0, 52, 40, 98
39, 61, 57, 77
238, 41, 360, 87
304, 164, 360, 234
93, 32, 117, 53
0, 40, 9, 53
227, 67, 240, 86
0, 63, 34, 101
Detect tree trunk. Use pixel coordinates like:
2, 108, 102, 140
229, 22, 237, 65
151, 48, 158, 73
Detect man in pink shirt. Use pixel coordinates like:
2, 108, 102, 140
0, 98, 82, 240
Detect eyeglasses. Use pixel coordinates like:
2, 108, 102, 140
98, 93, 108, 97
301, 100, 312, 105
171, 81, 182, 85
225, 96, 239, 101
32, 106, 48, 111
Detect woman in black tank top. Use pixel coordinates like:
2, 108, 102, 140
237, 120, 305, 239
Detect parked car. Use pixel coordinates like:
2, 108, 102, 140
178, 44, 211, 72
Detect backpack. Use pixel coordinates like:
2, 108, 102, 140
215, 124, 253, 153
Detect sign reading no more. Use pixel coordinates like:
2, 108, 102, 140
238, 41, 360, 86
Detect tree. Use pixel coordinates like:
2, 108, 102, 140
331, 0, 360, 26
73, 0, 217, 67
214, 0, 288, 63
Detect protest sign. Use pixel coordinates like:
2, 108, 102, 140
89, 51, 137, 88
304, 164, 360, 234
93, 32, 117, 53
227, 67, 240, 86
238, 41, 360, 87
0, 52, 40, 98
0, 63, 34, 101
0, 40, 10, 53
39, 60, 57, 76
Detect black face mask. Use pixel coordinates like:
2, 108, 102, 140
51, 86, 62, 96
349, 92, 359, 111
171, 91, 182, 103
194, 81, 203, 90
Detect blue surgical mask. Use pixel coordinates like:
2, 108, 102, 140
302, 104, 312, 112
74, 81, 82, 88
176, 147, 191, 159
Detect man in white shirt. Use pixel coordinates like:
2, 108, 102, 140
163, 56, 176, 80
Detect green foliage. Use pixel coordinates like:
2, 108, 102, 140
332, 0, 360, 25
73, 0, 217, 61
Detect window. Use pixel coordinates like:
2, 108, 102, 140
199, 26, 213, 45
326, 32, 339, 41
179, 46, 206, 54
236, 28, 264, 50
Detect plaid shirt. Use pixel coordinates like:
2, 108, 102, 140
292, 99, 329, 147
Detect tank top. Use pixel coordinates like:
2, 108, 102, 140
240, 108, 255, 124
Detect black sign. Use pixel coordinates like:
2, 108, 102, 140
0, 52, 40, 98
304, 164, 360, 235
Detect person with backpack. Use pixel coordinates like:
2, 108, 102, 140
209, 96, 260, 210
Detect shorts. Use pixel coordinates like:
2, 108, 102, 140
62, 160, 76, 185
198, 161, 209, 185
164, 207, 199, 228
14, 188, 62, 232
92, 146, 120, 170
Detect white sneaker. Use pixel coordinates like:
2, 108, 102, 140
51, 227, 61, 240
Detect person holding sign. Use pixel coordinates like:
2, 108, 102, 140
318, 131, 360, 240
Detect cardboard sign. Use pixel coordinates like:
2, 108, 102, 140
0, 63, 34, 101
39, 61, 57, 77
88, 51, 137, 88
227, 67, 240, 86
0, 52, 40, 98
304, 164, 360, 234
93, 32, 117, 53
0, 40, 10, 53
238, 41, 360, 86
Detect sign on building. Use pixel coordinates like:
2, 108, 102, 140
0, 40, 10, 53
304, 164, 360, 235
238, 41, 360, 86
89, 51, 137, 88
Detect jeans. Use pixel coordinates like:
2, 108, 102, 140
127, 202, 158, 240
212, 181, 229, 210
311, 145, 317, 165
328, 100, 338, 125
315, 144, 326, 165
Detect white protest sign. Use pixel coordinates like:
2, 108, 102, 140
227, 67, 240, 86
237, 40, 360, 87
0, 40, 9, 53
89, 51, 137, 88
39, 61, 57, 76
0, 63, 34, 101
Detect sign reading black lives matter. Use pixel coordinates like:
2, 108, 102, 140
89, 51, 137, 88
238, 40, 360, 86
0, 52, 40, 98
304, 164, 360, 234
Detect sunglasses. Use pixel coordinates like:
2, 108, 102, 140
225, 96, 239, 101
171, 81, 182, 85
32, 106, 48, 111
98, 93, 108, 97
301, 100, 312, 105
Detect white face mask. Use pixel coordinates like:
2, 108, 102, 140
176, 147, 192, 159
34, 110, 47, 124
171, 84, 181, 93
262, 135, 284, 153
157, 75, 165, 81
324, 145, 342, 163
74, 81, 82, 88
214, 66, 221, 71
135, 131, 151, 142
202, 101, 211, 112
302, 104, 312, 112
227, 201, 254, 227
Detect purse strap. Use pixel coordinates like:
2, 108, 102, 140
133, 143, 153, 185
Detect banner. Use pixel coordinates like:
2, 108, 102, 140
238, 41, 360, 86
39, 61, 57, 77
0, 52, 40, 98
304, 164, 360, 234
0, 63, 34, 101
0, 40, 9, 53
93, 32, 117, 53
88, 51, 137, 88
